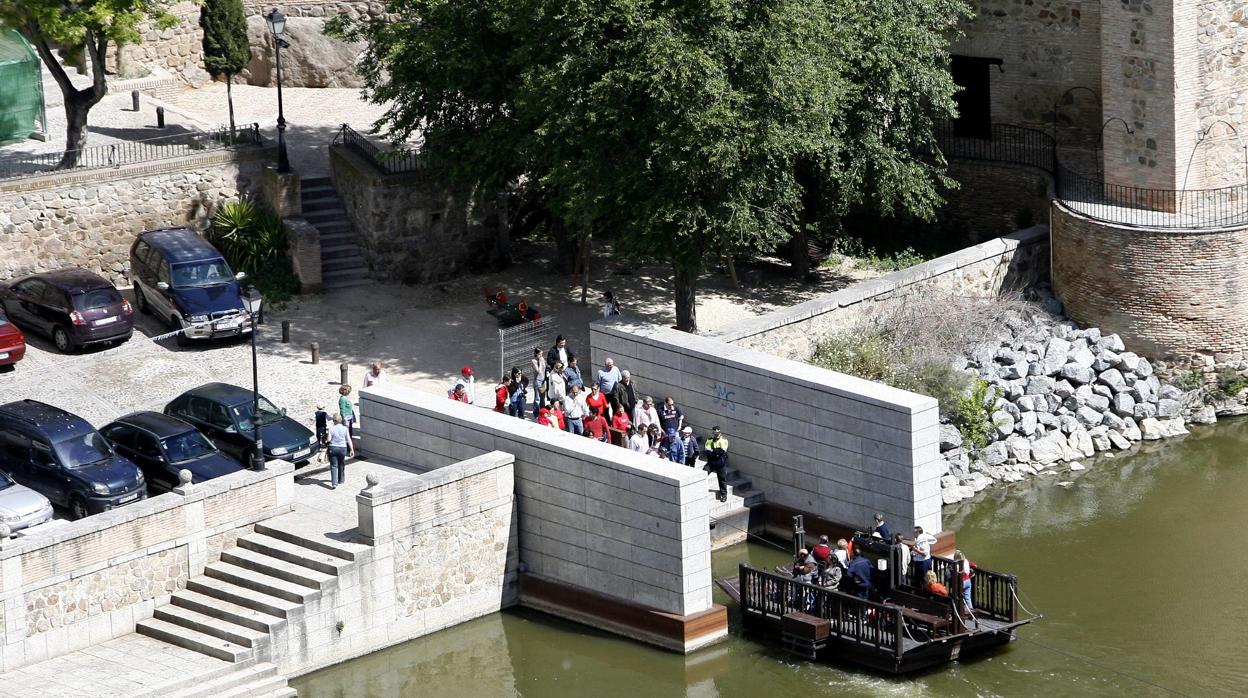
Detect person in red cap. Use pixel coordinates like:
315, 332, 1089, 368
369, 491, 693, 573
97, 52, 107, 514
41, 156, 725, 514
456, 366, 475, 405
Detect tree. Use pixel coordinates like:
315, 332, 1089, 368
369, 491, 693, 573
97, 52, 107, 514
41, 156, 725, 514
331, 0, 969, 332
0, 0, 173, 167
199, 0, 250, 134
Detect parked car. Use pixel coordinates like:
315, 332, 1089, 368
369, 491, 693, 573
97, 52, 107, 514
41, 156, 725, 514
100, 411, 246, 494
0, 471, 54, 533
129, 228, 250, 346
0, 400, 146, 520
0, 269, 133, 353
0, 308, 25, 371
164, 383, 319, 466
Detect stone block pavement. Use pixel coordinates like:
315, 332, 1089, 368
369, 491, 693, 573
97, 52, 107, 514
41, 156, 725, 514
0, 634, 229, 698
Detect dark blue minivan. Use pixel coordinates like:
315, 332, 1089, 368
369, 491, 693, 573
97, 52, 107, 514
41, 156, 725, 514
0, 400, 146, 520
129, 228, 250, 346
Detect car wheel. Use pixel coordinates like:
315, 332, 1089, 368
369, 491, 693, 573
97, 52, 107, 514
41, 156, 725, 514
53, 325, 75, 353
172, 315, 189, 347
69, 495, 89, 521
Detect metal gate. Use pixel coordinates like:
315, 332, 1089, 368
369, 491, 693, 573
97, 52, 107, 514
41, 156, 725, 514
498, 316, 557, 380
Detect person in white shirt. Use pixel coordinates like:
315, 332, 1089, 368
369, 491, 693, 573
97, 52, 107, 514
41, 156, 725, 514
362, 362, 386, 388
627, 426, 648, 453
325, 414, 355, 489
911, 525, 938, 587
563, 384, 587, 435
633, 395, 660, 430
458, 366, 476, 404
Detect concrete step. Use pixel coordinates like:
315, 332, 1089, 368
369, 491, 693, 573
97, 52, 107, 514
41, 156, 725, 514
205, 562, 321, 604
320, 242, 362, 257
222, 546, 337, 589
154, 604, 271, 648
709, 502, 753, 549
304, 208, 347, 221
312, 221, 353, 235
164, 663, 280, 698
172, 589, 287, 634
302, 176, 332, 187
136, 617, 253, 663
187, 577, 301, 619
216, 673, 294, 698
302, 198, 343, 213
323, 277, 377, 291
256, 519, 363, 561
300, 184, 336, 198
321, 256, 367, 273
238, 532, 353, 576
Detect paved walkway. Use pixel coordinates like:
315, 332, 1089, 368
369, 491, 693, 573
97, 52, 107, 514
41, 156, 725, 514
0, 634, 229, 698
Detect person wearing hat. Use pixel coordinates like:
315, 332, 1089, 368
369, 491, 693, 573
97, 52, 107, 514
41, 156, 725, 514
676, 426, 699, 467
459, 366, 476, 405
704, 426, 730, 501
313, 403, 329, 464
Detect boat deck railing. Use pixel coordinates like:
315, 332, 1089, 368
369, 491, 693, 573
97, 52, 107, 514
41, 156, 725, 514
738, 564, 904, 661
931, 555, 1018, 623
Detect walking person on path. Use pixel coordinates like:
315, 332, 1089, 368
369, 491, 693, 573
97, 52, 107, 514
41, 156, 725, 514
508, 368, 528, 419
676, 426, 699, 466
603, 291, 621, 319
633, 395, 660, 431
459, 366, 476, 405
338, 385, 356, 439
563, 384, 587, 435
585, 383, 610, 419
564, 356, 584, 390
911, 526, 938, 587
325, 414, 354, 489
612, 370, 638, 419
494, 375, 511, 413
704, 426, 730, 501
597, 357, 621, 395
545, 362, 567, 409
314, 403, 329, 464
531, 348, 547, 412
547, 335, 574, 374
362, 362, 386, 388
658, 397, 683, 435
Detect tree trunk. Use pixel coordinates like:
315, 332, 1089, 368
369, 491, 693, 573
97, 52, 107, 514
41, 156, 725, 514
60, 98, 91, 168
28, 27, 108, 169
226, 75, 236, 134
579, 233, 591, 305
549, 215, 578, 274
673, 260, 700, 333
789, 225, 811, 280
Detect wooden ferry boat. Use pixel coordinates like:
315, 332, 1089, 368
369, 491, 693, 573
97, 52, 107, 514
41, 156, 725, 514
716, 532, 1039, 674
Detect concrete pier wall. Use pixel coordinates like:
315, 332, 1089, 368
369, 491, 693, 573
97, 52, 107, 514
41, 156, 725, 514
591, 323, 943, 534
358, 384, 726, 653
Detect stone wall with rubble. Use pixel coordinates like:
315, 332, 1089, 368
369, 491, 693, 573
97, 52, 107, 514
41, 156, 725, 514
0, 146, 273, 287
1194, 1, 1248, 189
0, 464, 294, 673
329, 144, 506, 284
1051, 201, 1248, 361
711, 226, 1050, 361
111, 2, 209, 86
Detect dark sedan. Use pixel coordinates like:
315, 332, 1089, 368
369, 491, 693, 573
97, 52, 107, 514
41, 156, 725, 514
0, 269, 133, 353
164, 383, 320, 466
100, 411, 245, 494
0, 308, 25, 371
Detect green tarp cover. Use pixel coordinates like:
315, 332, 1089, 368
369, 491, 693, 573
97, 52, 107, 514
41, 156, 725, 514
0, 29, 43, 142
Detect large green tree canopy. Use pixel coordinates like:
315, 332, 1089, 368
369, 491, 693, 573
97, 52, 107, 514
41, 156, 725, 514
331, 0, 970, 331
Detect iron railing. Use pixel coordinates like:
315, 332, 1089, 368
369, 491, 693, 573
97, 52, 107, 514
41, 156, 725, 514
739, 564, 903, 658
930, 555, 1017, 623
333, 124, 424, 174
0, 124, 262, 181
934, 120, 1248, 230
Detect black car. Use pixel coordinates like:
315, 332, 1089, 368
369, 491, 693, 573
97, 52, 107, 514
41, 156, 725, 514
100, 411, 246, 494
129, 228, 250, 346
0, 400, 146, 519
0, 268, 134, 352
164, 383, 319, 466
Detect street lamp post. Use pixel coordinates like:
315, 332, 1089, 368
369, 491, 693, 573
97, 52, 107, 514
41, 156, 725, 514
243, 286, 265, 471
265, 8, 291, 173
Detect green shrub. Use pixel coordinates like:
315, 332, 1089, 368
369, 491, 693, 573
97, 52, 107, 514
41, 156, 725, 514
209, 198, 298, 308
1216, 369, 1246, 397
951, 379, 997, 450
1174, 369, 1204, 392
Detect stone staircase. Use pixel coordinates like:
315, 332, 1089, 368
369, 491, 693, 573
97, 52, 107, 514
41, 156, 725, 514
300, 176, 373, 291
700, 462, 765, 548
135, 522, 359, 697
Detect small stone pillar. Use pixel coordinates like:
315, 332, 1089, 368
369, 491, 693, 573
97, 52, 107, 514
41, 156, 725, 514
172, 469, 194, 496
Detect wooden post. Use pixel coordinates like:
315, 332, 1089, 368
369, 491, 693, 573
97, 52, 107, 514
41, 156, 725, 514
281, 320, 290, 343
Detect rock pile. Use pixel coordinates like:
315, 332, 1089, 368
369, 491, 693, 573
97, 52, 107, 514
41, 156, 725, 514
939, 314, 1190, 504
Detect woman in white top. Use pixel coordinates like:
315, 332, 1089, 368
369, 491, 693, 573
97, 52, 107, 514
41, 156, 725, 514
627, 426, 648, 453
545, 362, 567, 405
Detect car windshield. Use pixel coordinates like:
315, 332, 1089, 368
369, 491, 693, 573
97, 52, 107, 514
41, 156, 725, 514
160, 430, 218, 463
73, 288, 123, 310
53, 431, 114, 469
232, 397, 283, 431
0, 472, 12, 490
172, 260, 234, 288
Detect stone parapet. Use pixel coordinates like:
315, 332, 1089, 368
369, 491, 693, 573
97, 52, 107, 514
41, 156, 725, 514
0, 462, 295, 672
285, 217, 323, 293
710, 226, 1050, 360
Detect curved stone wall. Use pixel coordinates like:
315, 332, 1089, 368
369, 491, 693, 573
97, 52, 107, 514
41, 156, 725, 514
1051, 201, 1248, 359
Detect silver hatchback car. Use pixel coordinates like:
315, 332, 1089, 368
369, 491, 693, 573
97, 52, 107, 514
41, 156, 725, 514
0, 471, 54, 532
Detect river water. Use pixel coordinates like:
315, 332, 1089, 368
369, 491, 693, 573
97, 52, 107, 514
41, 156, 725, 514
293, 419, 1248, 697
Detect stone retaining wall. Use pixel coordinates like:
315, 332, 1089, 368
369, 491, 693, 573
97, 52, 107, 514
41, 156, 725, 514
356, 385, 724, 653
0, 146, 274, 286
0, 463, 295, 672
590, 322, 943, 534
1051, 201, 1248, 360
329, 145, 506, 284
711, 226, 1050, 361
942, 161, 1052, 242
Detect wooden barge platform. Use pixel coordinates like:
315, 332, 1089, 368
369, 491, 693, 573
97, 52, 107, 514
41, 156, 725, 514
716, 538, 1038, 674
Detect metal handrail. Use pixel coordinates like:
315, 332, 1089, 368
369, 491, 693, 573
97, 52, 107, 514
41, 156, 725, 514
333, 123, 424, 174
934, 120, 1248, 230
0, 123, 262, 181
